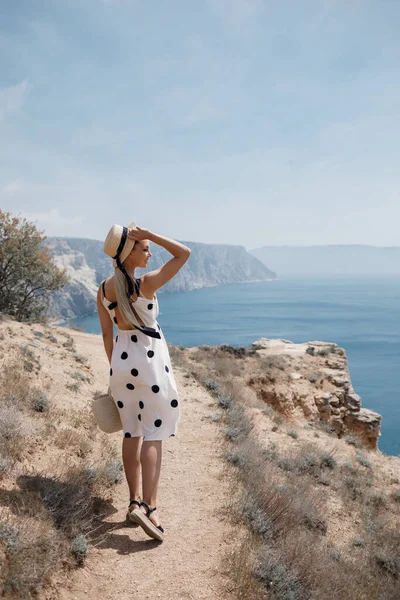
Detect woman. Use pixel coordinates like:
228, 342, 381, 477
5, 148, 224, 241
97, 222, 191, 542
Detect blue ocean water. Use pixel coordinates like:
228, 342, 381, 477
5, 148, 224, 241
64, 276, 400, 456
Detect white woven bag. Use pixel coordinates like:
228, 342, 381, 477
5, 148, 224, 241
91, 389, 122, 434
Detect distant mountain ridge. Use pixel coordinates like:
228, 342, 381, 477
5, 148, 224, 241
47, 237, 276, 321
249, 245, 400, 277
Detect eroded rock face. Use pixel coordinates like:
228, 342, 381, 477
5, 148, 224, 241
250, 338, 382, 450
344, 409, 382, 449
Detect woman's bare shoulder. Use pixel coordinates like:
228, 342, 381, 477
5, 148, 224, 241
138, 274, 157, 300
101, 276, 117, 301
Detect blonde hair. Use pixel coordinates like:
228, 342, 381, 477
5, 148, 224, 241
114, 249, 141, 328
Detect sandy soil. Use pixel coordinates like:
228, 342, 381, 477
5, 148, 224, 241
54, 330, 233, 600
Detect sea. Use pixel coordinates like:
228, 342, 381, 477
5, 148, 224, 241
63, 276, 400, 457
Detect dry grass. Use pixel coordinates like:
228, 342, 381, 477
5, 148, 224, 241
0, 335, 121, 598
0, 462, 118, 598
191, 349, 400, 600
55, 428, 92, 458
0, 510, 66, 599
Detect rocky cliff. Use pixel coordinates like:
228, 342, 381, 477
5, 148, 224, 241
47, 237, 276, 320
249, 338, 382, 449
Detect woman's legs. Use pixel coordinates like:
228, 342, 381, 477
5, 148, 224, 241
122, 436, 143, 501
140, 440, 162, 525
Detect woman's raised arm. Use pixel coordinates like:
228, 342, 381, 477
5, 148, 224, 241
128, 226, 190, 292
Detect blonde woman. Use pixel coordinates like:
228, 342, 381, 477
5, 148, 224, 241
98, 222, 190, 541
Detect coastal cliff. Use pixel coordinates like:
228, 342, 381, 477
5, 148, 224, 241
249, 338, 381, 449
47, 237, 276, 320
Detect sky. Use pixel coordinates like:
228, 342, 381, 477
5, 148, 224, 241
1, 0, 400, 249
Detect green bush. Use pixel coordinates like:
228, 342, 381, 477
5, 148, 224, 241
0, 210, 69, 321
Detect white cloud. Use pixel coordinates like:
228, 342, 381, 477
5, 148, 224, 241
0, 80, 29, 121
1, 180, 26, 195
21, 208, 84, 234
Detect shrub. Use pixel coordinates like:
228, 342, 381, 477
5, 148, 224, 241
74, 353, 88, 364
31, 391, 50, 413
67, 382, 81, 393
242, 496, 273, 538
0, 209, 69, 321
306, 346, 316, 356
71, 371, 88, 382
104, 460, 123, 485
343, 435, 360, 448
0, 402, 30, 463
0, 515, 63, 598
254, 551, 309, 600
287, 430, 298, 439
219, 344, 248, 358
225, 450, 249, 469
202, 379, 219, 393
18, 468, 100, 539
356, 453, 372, 469
217, 393, 233, 410
302, 512, 327, 535
317, 348, 329, 357
71, 534, 88, 565
319, 452, 336, 469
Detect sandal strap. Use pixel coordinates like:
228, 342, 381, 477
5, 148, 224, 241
129, 499, 140, 508
139, 501, 157, 518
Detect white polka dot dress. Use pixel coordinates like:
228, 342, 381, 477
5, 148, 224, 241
101, 279, 180, 441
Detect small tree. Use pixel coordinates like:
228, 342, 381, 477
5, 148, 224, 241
0, 210, 69, 321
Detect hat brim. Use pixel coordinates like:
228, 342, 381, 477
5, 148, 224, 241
113, 221, 136, 267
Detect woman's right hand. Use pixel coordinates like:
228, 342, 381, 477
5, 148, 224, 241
128, 226, 150, 241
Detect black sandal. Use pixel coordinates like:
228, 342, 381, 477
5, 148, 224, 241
131, 501, 164, 541
126, 499, 141, 522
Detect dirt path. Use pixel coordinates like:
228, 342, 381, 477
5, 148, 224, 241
56, 331, 232, 600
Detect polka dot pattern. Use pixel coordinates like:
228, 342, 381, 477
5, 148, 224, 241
102, 287, 179, 441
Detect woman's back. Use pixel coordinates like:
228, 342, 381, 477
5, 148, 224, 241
102, 275, 158, 331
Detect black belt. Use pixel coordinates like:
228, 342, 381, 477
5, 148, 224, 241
133, 324, 161, 339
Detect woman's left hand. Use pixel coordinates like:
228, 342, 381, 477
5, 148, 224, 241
127, 226, 150, 241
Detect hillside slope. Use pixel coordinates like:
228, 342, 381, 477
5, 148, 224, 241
1, 318, 398, 599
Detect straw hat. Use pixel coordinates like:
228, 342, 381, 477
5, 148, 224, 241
103, 221, 136, 267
